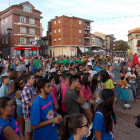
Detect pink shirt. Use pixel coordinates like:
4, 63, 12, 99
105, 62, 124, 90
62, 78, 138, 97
82, 85, 92, 99
60, 80, 65, 90
52, 86, 58, 96
61, 84, 70, 112
51, 91, 57, 104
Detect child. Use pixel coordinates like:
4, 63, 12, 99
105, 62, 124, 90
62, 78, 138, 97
0, 76, 13, 97
61, 73, 72, 116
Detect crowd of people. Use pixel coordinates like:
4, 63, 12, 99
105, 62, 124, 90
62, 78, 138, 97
0, 53, 139, 140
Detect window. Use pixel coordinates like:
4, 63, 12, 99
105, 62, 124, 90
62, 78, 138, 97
85, 31, 87, 34
5, 18, 8, 24
79, 29, 82, 33
20, 16, 26, 23
79, 38, 82, 43
29, 18, 35, 24
79, 20, 82, 24
58, 38, 61, 42
30, 28, 35, 34
54, 30, 56, 33
58, 29, 61, 33
54, 39, 56, 43
58, 19, 61, 23
20, 27, 26, 33
138, 40, 140, 45
54, 21, 56, 25
2, 38, 4, 44
23, 4, 31, 13
20, 37, 26, 44
6, 38, 8, 44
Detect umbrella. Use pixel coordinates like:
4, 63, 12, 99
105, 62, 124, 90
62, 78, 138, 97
131, 53, 140, 67
84, 51, 94, 54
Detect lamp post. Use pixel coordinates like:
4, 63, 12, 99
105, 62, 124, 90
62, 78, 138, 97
7, 28, 12, 63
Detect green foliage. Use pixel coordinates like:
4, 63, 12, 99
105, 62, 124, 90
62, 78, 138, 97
114, 40, 130, 51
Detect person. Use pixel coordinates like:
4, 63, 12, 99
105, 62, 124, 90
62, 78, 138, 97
124, 66, 138, 103
21, 73, 37, 140
15, 77, 25, 135
61, 56, 69, 66
16, 60, 26, 72
93, 89, 117, 140
59, 63, 64, 73
104, 65, 108, 71
65, 63, 70, 71
56, 57, 61, 65
65, 76, 85, 115
50, 62, 58, 73
61, 73, 72, 115
38, 68, 43, 77
0, 96, 24, 140
120, 64, 127, 81
25, 57, 30, 72
91, 74, 103, 99
0, 76, 13, 97
114, 55, 119, 71
46, 60, 51, 74
61, 113, 89, 140
120, 56, 124, 66
81, 73, 94, 125
94, 61, 101, 73
12, 59, 16, 70
100, 70, 114, 90
34, 57, 42, 69
0, 66, 5, 86
30, 78, 62, 140
87, 65, 97, 78
107, 65, 115, 82
128, 58, 132, 71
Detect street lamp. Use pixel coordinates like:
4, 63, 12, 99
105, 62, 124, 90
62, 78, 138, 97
7, 28, 12, 63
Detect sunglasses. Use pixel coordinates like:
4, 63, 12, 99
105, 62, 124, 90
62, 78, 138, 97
75, 122, 89, 131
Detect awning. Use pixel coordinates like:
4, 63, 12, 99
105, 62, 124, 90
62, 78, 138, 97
14, 47, 39, 50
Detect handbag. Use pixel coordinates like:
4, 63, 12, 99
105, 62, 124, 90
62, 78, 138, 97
134, 115, 140, 128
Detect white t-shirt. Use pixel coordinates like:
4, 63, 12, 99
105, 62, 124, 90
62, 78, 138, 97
120, 57, 124, 62
126, 72, 136, 83
88, 70, 97, 79
24, 59, 29, 65
107, 71, 115, 80
114, 57, 119, 63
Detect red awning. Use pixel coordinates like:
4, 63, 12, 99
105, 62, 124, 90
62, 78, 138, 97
14, 47, 39, 50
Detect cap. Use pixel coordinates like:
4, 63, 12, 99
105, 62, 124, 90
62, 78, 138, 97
96, 89, 115, 105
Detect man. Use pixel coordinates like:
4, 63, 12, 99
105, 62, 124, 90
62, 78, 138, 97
31, 78, 62, 140
38, 68, 43, 77
94, 61, 101, 73
65, 62, 70, 71
25, 56, 30, 72
107, 59, 112, 66
65, 75, 85, 115
34, 57, 42, 69
61, 56, 69, 66
87, 65, 97, 78
50, 62, 58, 73
16, 60, 26, 72
56, 57, 61, 65
107, 65, 115, 81
70, 57, 76, 64
21, 74, 37, 140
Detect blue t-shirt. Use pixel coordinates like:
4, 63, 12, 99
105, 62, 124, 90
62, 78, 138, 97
31, 95, 58, 140
0, 85, 9, 97
12, 62, 16, 70
93, 109, 114, 140
70, 60, 75, 64
94, 66, 101, 72
68, 135, 87, 140
0, 116, 20, 140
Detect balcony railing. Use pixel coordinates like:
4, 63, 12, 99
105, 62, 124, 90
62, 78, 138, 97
84, 26, 92, 30
15, 21, 38, 28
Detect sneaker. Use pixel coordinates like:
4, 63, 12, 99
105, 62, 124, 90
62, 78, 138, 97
135, 100, 139, 103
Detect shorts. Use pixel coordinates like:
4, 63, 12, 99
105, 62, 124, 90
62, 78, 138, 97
16, 105, 23, 116
80, 101, 90, 109
25, 118, 32, 132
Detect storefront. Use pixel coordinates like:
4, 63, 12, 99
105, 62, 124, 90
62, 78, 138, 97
14, 47, 39, 57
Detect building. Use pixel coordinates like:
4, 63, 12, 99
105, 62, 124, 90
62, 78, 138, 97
90, 34, 103, 50
93, 32, 115, 51
0, 1, 43, 57
47, 15, 93, 57
128, 27, 140, 55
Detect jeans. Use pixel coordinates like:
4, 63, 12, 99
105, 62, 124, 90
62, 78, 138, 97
129, 83, 137, 99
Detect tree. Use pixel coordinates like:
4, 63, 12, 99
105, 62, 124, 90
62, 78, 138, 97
114, 40, 130, 51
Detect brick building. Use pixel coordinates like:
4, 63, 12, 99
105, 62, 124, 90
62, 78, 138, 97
47, 15, 93, 57
0, 1, 42, 57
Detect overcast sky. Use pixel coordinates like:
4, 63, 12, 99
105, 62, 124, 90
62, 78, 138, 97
1, 0, 140, 41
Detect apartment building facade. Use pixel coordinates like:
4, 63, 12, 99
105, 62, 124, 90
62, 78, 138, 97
128, 28, 140, 55
47, 16, 93, 57
0, 1, 42, 57
90, 34, 103, 50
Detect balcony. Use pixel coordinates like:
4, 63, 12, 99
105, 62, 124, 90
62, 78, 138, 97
84, 34, 91, 39
84, 26, 92, 30
14, 33, 37, 37
14, 22, 38, 28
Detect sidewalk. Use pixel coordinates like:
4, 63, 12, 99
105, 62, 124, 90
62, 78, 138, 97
114, 98, 140, 140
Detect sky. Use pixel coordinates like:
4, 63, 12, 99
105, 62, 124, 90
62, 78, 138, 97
1, 0, 140, 41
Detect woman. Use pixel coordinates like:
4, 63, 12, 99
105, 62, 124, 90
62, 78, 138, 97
75, 71, 84, 84
125, 66, 138, 103
0, 96, 24, 140
100, 70, 114, 90
103, 65, 108, 71
120, 64, 127, 80
15, 77, 25, 135
59, 63, 64, 73
93, 89, 117, 140
91, 74, 103, 99
81, 73, 94, 125
61, 113, 89, 140
128, 58, 132, 71
46, 60, 51, 74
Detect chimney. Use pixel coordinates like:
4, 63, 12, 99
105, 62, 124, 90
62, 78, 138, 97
55, 16, 58, 18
